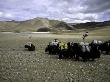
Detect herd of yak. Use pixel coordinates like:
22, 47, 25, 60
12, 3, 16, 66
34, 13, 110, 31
45, 39, 110, 61
24, 39, 110, 61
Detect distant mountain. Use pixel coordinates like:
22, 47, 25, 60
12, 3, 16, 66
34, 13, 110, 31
71, 21, 110, 29
0, 17, 74, 32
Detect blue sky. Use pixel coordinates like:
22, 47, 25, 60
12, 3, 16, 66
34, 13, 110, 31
0, 0, 110, 23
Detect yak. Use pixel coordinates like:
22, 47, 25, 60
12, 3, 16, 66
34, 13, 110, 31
98, 40, 110, 54
89, 43, 101, 60
45, 42, 59, 55
24, 42, 35, 51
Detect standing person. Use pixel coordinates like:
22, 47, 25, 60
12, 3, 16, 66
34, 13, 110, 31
82, 32, 89, 42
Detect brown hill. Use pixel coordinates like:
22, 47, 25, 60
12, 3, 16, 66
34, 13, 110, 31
0, 17, 74, 32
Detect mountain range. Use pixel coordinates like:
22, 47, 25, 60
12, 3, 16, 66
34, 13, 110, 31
0, 17, 110, 32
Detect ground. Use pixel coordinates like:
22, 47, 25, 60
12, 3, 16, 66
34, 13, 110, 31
0, 32, 110, 82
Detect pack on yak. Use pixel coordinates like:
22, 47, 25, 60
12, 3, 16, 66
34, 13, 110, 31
45, 39, 60, 55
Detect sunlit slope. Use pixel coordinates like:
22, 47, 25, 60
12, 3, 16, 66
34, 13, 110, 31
0, 18, 73, 32
88, 26, 110, 36
0, 21, 19, 31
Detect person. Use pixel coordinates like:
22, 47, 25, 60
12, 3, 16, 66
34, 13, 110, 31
58, 42, 66, 59
64, 43, 68, 49
82, 32, 89, 42
59, 42, 65, 50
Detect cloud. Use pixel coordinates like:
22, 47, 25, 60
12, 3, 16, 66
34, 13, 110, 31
0, 11, 13, 19
0, 12, 14, 21
82, 0, 110, 13
0, 0, 110, 22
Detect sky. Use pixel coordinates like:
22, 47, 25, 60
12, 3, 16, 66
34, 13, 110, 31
0, 0, 110, 23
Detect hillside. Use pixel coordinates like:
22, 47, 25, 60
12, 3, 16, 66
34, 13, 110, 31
0, 18, 110, 32
0, 18, 74, 32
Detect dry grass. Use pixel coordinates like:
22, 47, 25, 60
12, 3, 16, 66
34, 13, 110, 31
0, 33, 110, 82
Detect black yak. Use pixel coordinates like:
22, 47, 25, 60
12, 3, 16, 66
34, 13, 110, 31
24, 42, 35, 51
99, 40, 110, 54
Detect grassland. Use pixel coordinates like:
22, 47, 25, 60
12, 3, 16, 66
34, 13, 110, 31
0, 30, 110, 82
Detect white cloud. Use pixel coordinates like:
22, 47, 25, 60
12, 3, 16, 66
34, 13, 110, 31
0, 0, 110, 22
0, 11, 13, 19
0, 12, 3, 17
5, 13, 13, 18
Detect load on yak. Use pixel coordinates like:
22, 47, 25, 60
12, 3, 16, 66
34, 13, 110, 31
45, 39, 60, 54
